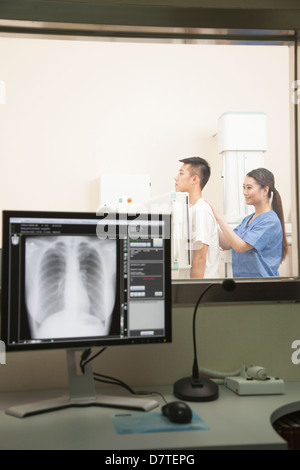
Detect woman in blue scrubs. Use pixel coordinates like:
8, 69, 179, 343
209, 168, 288, 277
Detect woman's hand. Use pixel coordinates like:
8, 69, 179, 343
205, 199, 253, 253
205, 199, 222, 223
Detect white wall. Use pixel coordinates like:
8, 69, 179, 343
0, 37, 291, 224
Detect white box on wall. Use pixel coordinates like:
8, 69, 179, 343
98, 174, 151, 213
218, 112, 267, 152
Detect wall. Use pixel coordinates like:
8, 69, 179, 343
0, 302, 300, 392
0, 36, 291, 221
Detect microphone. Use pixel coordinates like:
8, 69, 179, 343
173, 279, 236, 402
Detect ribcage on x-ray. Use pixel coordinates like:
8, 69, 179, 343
39, 242, 67, 320
78, 241, 105, 320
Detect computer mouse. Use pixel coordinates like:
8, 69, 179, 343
161, 401, 193, 424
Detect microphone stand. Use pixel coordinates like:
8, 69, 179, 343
173, 280, 235, 402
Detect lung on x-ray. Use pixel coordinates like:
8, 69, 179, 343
25, 236, 117, 339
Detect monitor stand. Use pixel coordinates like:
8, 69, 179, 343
6, 349, 159, 418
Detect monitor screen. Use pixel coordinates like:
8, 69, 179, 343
1, 210, 172, 352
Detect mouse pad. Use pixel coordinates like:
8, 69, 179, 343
111, 411, 209, 434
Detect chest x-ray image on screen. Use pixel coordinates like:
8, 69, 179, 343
25, 236, 116, 339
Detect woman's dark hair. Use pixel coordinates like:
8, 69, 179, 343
247, 168, 288, 262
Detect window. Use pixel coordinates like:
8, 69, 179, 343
0, 15, 299, 304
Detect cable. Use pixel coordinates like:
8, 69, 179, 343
80, 347, 135, 392
147, 391, 168, 405
80, 347, 106, 374
80, 347, 136, 393
79, 347, 168, 404
93, 372, 136, 395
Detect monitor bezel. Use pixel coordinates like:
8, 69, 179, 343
1, 209, 172, 352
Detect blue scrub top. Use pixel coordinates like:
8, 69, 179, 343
232, 210, 283, 277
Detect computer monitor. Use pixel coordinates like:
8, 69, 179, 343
1, 210, 172, 417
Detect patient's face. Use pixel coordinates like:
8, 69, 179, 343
175, 164, 193, 193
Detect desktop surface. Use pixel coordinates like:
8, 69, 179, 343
1, 383, 300, 450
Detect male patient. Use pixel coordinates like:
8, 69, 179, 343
175, 157, 220, 278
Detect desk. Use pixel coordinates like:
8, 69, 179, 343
0, 383, 300, 450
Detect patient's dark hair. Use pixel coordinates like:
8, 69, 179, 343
247, 167, 288, 262
179, 156, 211, 190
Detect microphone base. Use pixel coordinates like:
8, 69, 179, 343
173, 377, 219, 402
